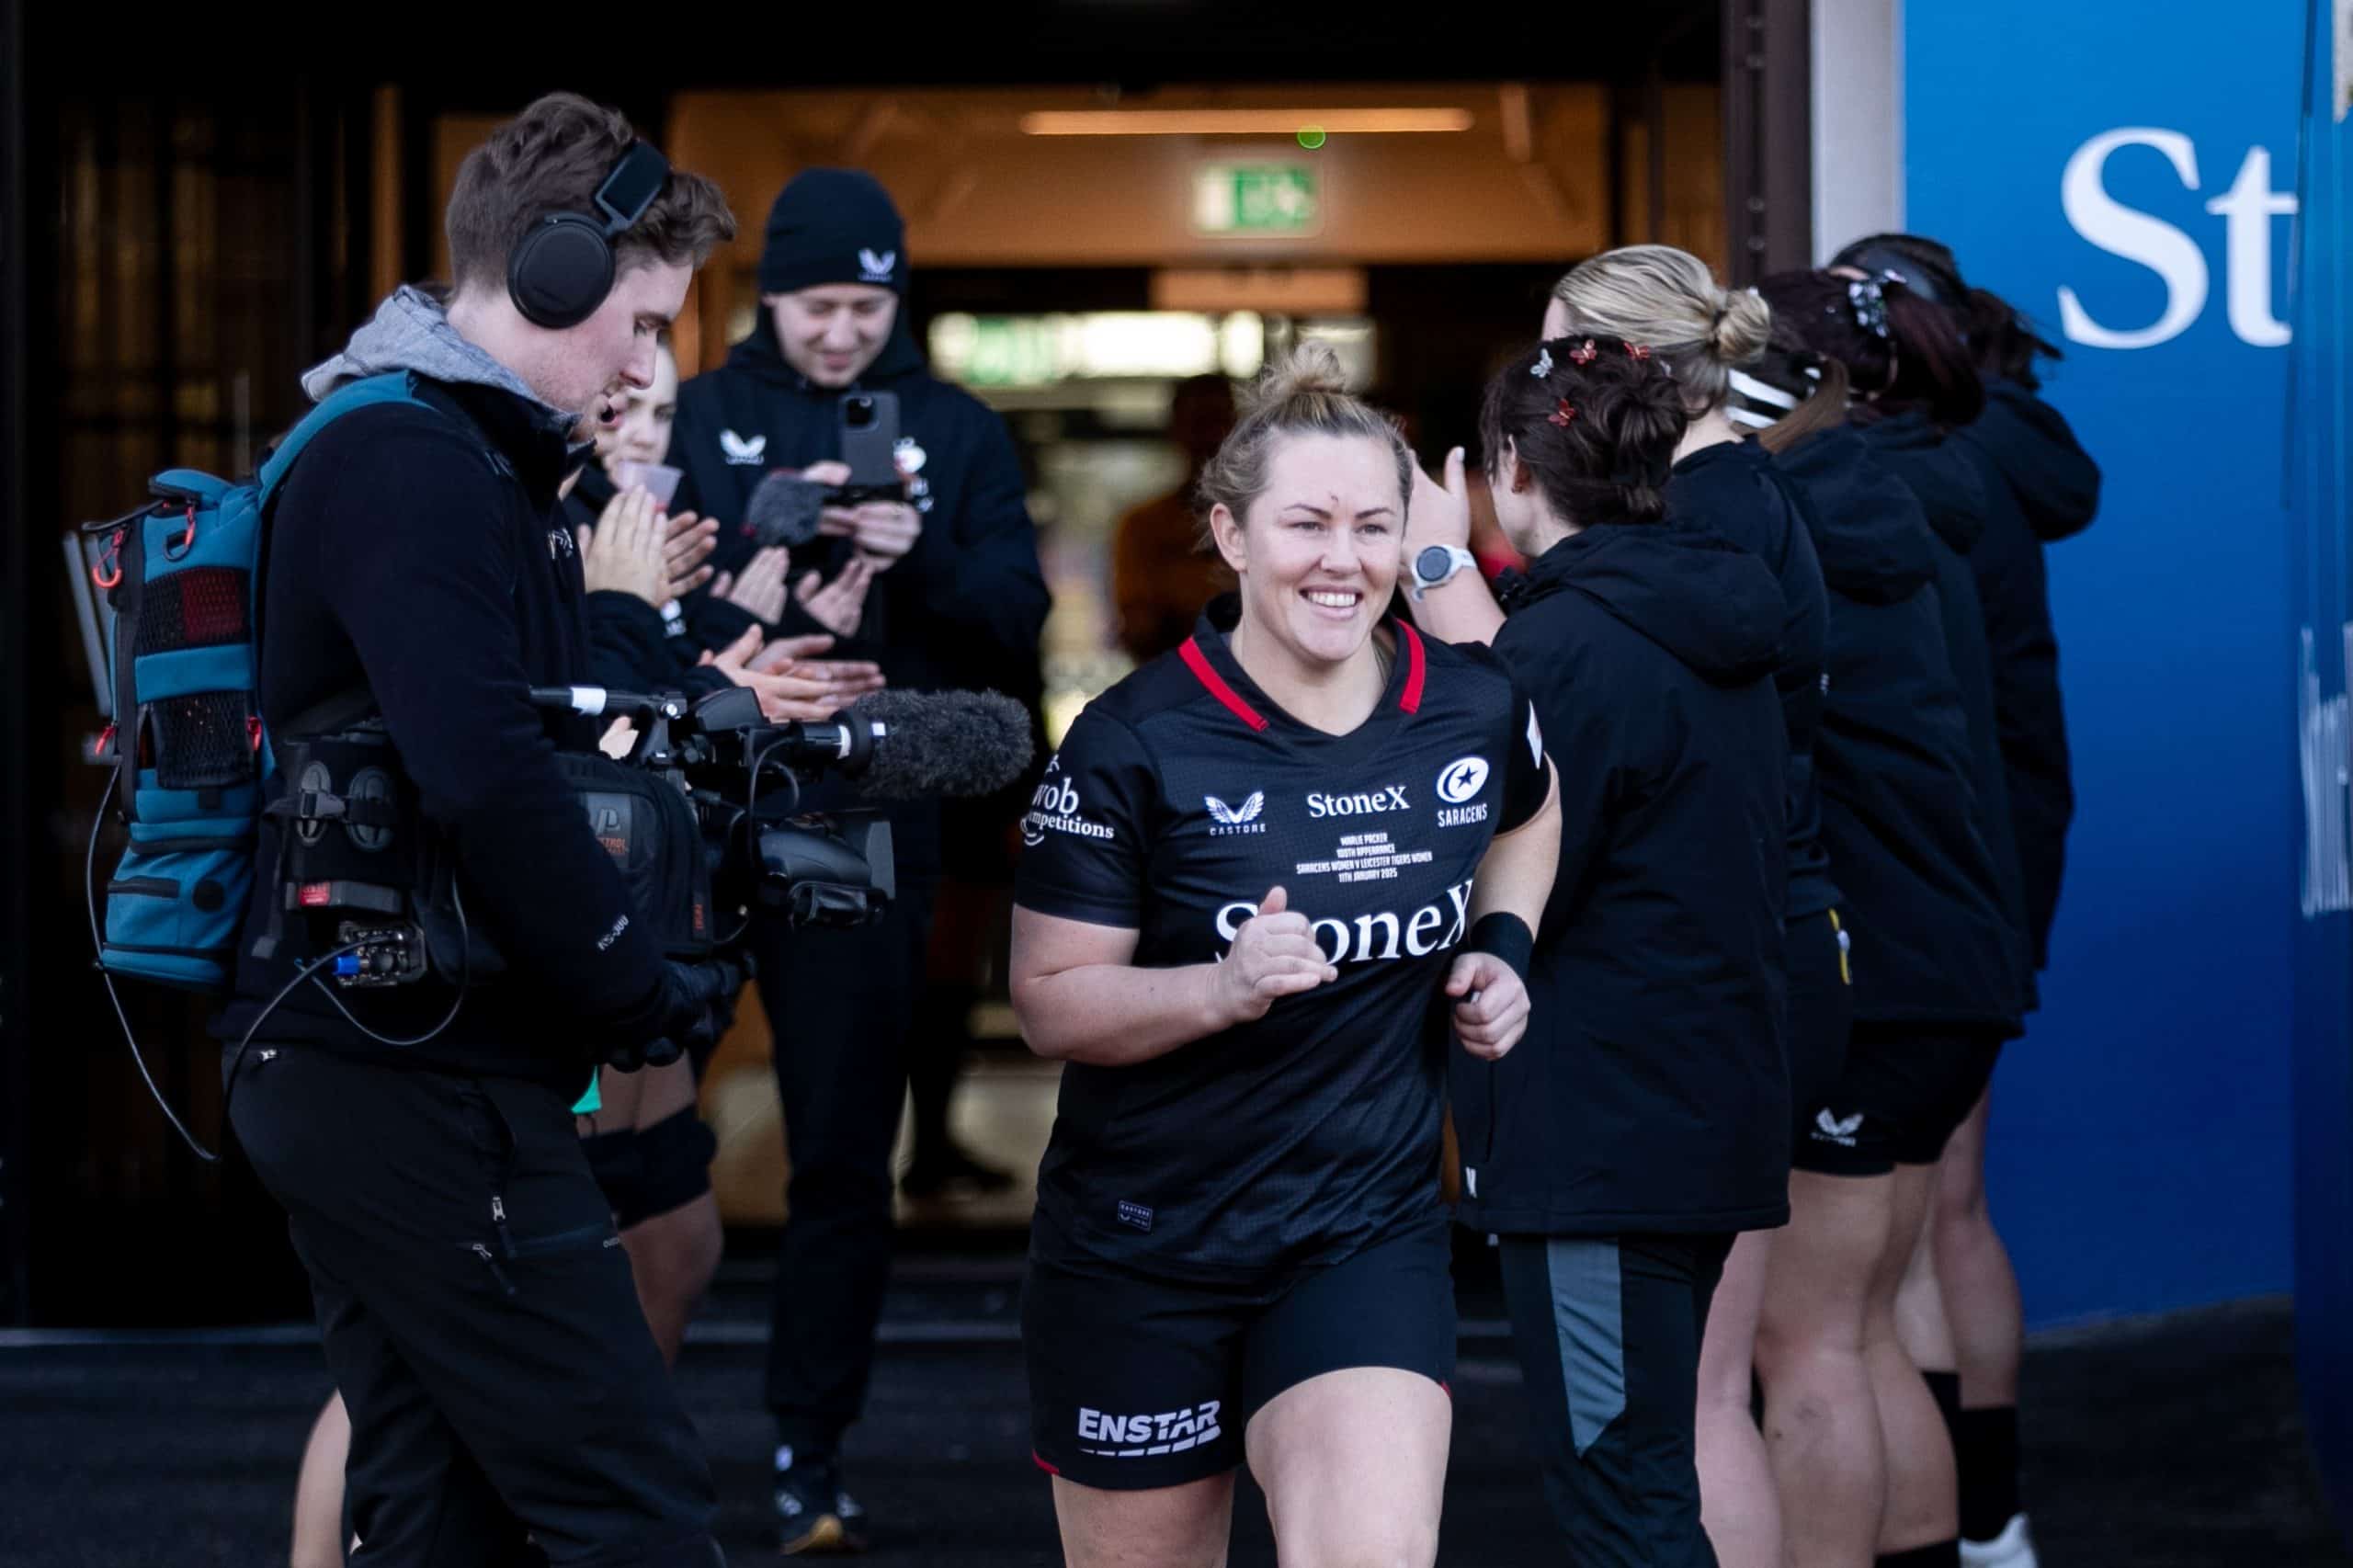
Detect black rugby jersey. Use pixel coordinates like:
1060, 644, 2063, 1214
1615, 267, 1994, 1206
1017, 597, 1549, 1281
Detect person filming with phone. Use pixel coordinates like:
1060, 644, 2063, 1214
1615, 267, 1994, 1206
668, 166, 1050, 1552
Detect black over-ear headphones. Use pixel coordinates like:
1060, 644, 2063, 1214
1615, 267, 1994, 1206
506, 141, 673, 330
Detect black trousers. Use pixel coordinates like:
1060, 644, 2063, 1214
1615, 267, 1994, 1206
755, 882, 934, 1450
228, 1046, 720, 1566
1496, 1232, 1735, 1568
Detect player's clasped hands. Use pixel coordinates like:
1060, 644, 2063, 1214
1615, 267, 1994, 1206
1446, 951, 1529, 1062
1212, 886, 1338, 1024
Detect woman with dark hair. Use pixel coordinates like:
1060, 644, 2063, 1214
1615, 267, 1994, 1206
1540, 245, 1836, 1568
1829, 234, 2100, 1568
1754, 267, 2031, 1568
1404, 336, 1790, 1568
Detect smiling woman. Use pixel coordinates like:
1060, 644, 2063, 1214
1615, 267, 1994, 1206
1194, 343, 1415, 732
1005, 341, 1563, 1568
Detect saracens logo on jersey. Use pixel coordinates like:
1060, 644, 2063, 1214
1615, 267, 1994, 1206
1214, 879, 1473, 966
1436, 756, 1490, 828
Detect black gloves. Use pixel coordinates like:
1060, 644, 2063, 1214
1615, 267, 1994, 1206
604, 955, 747, 1072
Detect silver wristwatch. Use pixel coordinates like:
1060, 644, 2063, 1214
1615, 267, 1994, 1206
1410, 544, 1479, 601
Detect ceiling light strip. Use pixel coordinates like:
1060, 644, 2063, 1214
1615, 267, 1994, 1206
1018, 108, 1475, 137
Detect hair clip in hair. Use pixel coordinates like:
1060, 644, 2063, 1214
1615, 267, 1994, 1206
1844, 278, 1891, 339
1568, 339, 1599, 366
1547, 398, 1576, 428
1625, 342, 1654, 362
1876, 267, 1908, 287
1530, 345, 1554, 379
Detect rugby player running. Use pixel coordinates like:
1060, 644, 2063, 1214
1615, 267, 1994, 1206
1010, 344, 1560, 1568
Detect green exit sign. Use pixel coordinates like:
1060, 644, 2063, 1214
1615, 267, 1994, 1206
1192, 163, 1322, 236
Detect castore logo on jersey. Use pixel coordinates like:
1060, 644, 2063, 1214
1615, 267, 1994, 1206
1205, 792, 1267, 835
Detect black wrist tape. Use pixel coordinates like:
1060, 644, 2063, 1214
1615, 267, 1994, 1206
1464, 912, 1534, 983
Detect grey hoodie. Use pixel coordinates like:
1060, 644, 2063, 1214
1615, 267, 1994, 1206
299, 285, 578, 443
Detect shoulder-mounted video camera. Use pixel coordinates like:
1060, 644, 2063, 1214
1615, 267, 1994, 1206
267, 683, 1033, 996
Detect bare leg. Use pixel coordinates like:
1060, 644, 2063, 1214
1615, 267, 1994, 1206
290, 1392, 352, 1568
1051, 1472, 1235, 1568
1868, 1164, 1959, 1553
1757, 1170, 1892, 1568
614, 1058, 722, 1366
1932, 1089, 2022, 1409
1247, 1367, 1450, 1568
1698, 1231, 1782, 1568
1894, 1183, 1958, 1382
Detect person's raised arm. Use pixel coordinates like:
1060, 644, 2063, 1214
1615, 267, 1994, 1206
1402, 447, 1506, 646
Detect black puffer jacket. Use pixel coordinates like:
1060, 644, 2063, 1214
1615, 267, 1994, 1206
1666, 438, 1836, 921
1954, 380, 2101, 965
1783, 425, 2024, 1031
1455, 522, 1790, 1237
1859, 412, 2033, 1022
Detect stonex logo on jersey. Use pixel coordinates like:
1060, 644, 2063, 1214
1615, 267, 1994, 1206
1214, 880, 1475, 967
1307, 783, 1411, 819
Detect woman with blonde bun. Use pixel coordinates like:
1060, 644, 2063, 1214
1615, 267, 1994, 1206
1548, 245, 1842, 1568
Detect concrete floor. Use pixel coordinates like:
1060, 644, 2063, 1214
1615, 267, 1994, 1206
4, 1268, 2347, 1566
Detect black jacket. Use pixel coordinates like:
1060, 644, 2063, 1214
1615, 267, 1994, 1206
1455, 523, 1790, 1237
1954, 381, 2101, 965
1780, 426, 2024, 1030
667, 316, 1050, 878
223, 378, 675, 1085
1860, 413, 2034, 1023
1666, 438, 1836, 920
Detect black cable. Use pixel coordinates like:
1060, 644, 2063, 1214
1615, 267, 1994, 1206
308, 881, 469, 1049
83, 770, 220, 1163
89, 759, 472, 1157
217, 935, 378, 1139
712, 731, 803, 948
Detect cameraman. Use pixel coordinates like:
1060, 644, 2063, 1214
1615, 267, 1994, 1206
219, 94, 738, 1565
668, 167, 1050, 1551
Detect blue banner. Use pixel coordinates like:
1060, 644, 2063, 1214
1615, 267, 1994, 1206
1905, 1, 2302, 1324
2290, 0, 2353, 1530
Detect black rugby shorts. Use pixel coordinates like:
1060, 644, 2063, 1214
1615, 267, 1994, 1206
1795, 1020, 2005, 1176
1784, 908, 1855, 1153
1024, 1218, 1455, 1490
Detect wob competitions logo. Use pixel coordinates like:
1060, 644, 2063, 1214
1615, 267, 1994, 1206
1024, 759, 1112, 846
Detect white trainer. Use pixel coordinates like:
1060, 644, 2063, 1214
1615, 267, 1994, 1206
1960, 1512, 2039, 1568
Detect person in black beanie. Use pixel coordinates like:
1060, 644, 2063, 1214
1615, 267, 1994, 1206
668, 168, 1050, 1555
